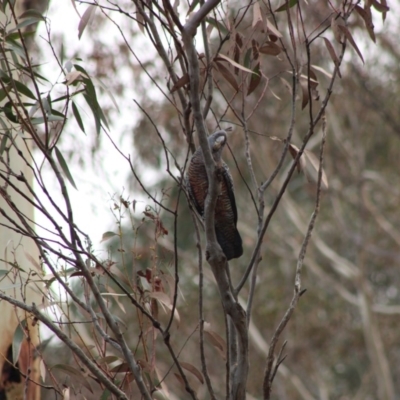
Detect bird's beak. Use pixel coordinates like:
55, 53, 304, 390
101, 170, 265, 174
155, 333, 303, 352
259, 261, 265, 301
213, 136, 226, 151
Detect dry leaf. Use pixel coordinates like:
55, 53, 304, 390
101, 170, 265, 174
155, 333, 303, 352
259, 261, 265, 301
174, 373, 186, 388
111, 362, 130, 373
134, 3, 145, 32
62, 387, 70, 400
39, 359, 46, 382
102, 287, 126, 314
233, 33, 243, 75
300, 79, 309, 110
137, 359, 153, 373
78, 5, 96, 39
160, 272, 178, 303
265, 18, 283, 38
355, 5, 375, 43
204, 323, 227, 360
65, 71, 85, 86
331, 17, 343, 43
252, 2, 263, 29
252, 39, 259, 61
288, 143, 306, 173
371, 0, 389, 13
215, 61, 239, 91
322, 37, 341, 78
247, 62, 261, 96
24, 251, 41, 272
311, 64, 333, 79
148, 291, 180, 326
279, 77, 293, 95
259, 42, 283, 56
269, 86, 282, 100
171, 74, 189, 93
180, 362, 204, 384
303, 150, 329, 189
338, 25, 364, 63
216, 54, 256, 74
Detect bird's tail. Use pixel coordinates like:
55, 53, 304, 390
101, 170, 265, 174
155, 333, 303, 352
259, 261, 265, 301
215, 226, 243, 260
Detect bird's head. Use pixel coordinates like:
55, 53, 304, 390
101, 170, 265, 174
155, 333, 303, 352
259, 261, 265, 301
208, 130, 227, 161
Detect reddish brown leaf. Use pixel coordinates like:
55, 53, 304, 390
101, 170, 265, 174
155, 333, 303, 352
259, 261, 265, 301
300, 79, 309, 110
288, 143, 306, 173
171, 74, 189, 93
322, 37, 341, 78
252, 1, 263, 29
247, 62, 261, 96
215, 61, 239, 91
204, 324, 227, 360
252, 39, 259, 61
338, 25, 364, 63
233, 33, 243, 75
180, 362, 204, 384
331, 17, 343, 43
355, 5, 375, 43
371, 0, 389, 12
137, 359, 152, 373
110, 362, 130, 373
174, 373, 186, 388
98, 356, 120, 366
299, 72, 320, 104
259, 42, 283, 56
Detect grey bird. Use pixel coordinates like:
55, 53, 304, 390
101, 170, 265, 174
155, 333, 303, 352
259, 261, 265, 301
186, 131, 243, 260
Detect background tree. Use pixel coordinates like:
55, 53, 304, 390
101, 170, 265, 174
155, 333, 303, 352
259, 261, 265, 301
0, 0, 48, 399
0, 0, 398, 399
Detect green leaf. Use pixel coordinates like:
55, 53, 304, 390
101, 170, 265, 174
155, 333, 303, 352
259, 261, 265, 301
243, 48, 252, 69
101, 231, 118, 242
30, 115, 65, 125
54, 146, 77, 190
11, 17, 43, 32
187, 0, 200, 15
48, 114, 65, 121
0, 69, 9, 80
6, 30, 36, 41
0, 131, 9, 155
12, 321, 26, 366
72, 101, 85, 134
206, 17, 228, 35
275, 0, 298, 12
0, 88, 8, 103
74, 64, 109, 133
4, 37, 25, 58
0, 269, 9, 278
51, 364, 93, 393
247, 62, 262, 96
18, 8, 45, 20
13, 80, 36, 100
0, 74, 36, 100
2, 101, 18, 123
20, 64, 49, 83
100, 389, 111, 400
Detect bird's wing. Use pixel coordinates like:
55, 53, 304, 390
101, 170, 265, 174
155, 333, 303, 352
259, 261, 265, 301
185, 159, 207, 217
222, 162, 238, 225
